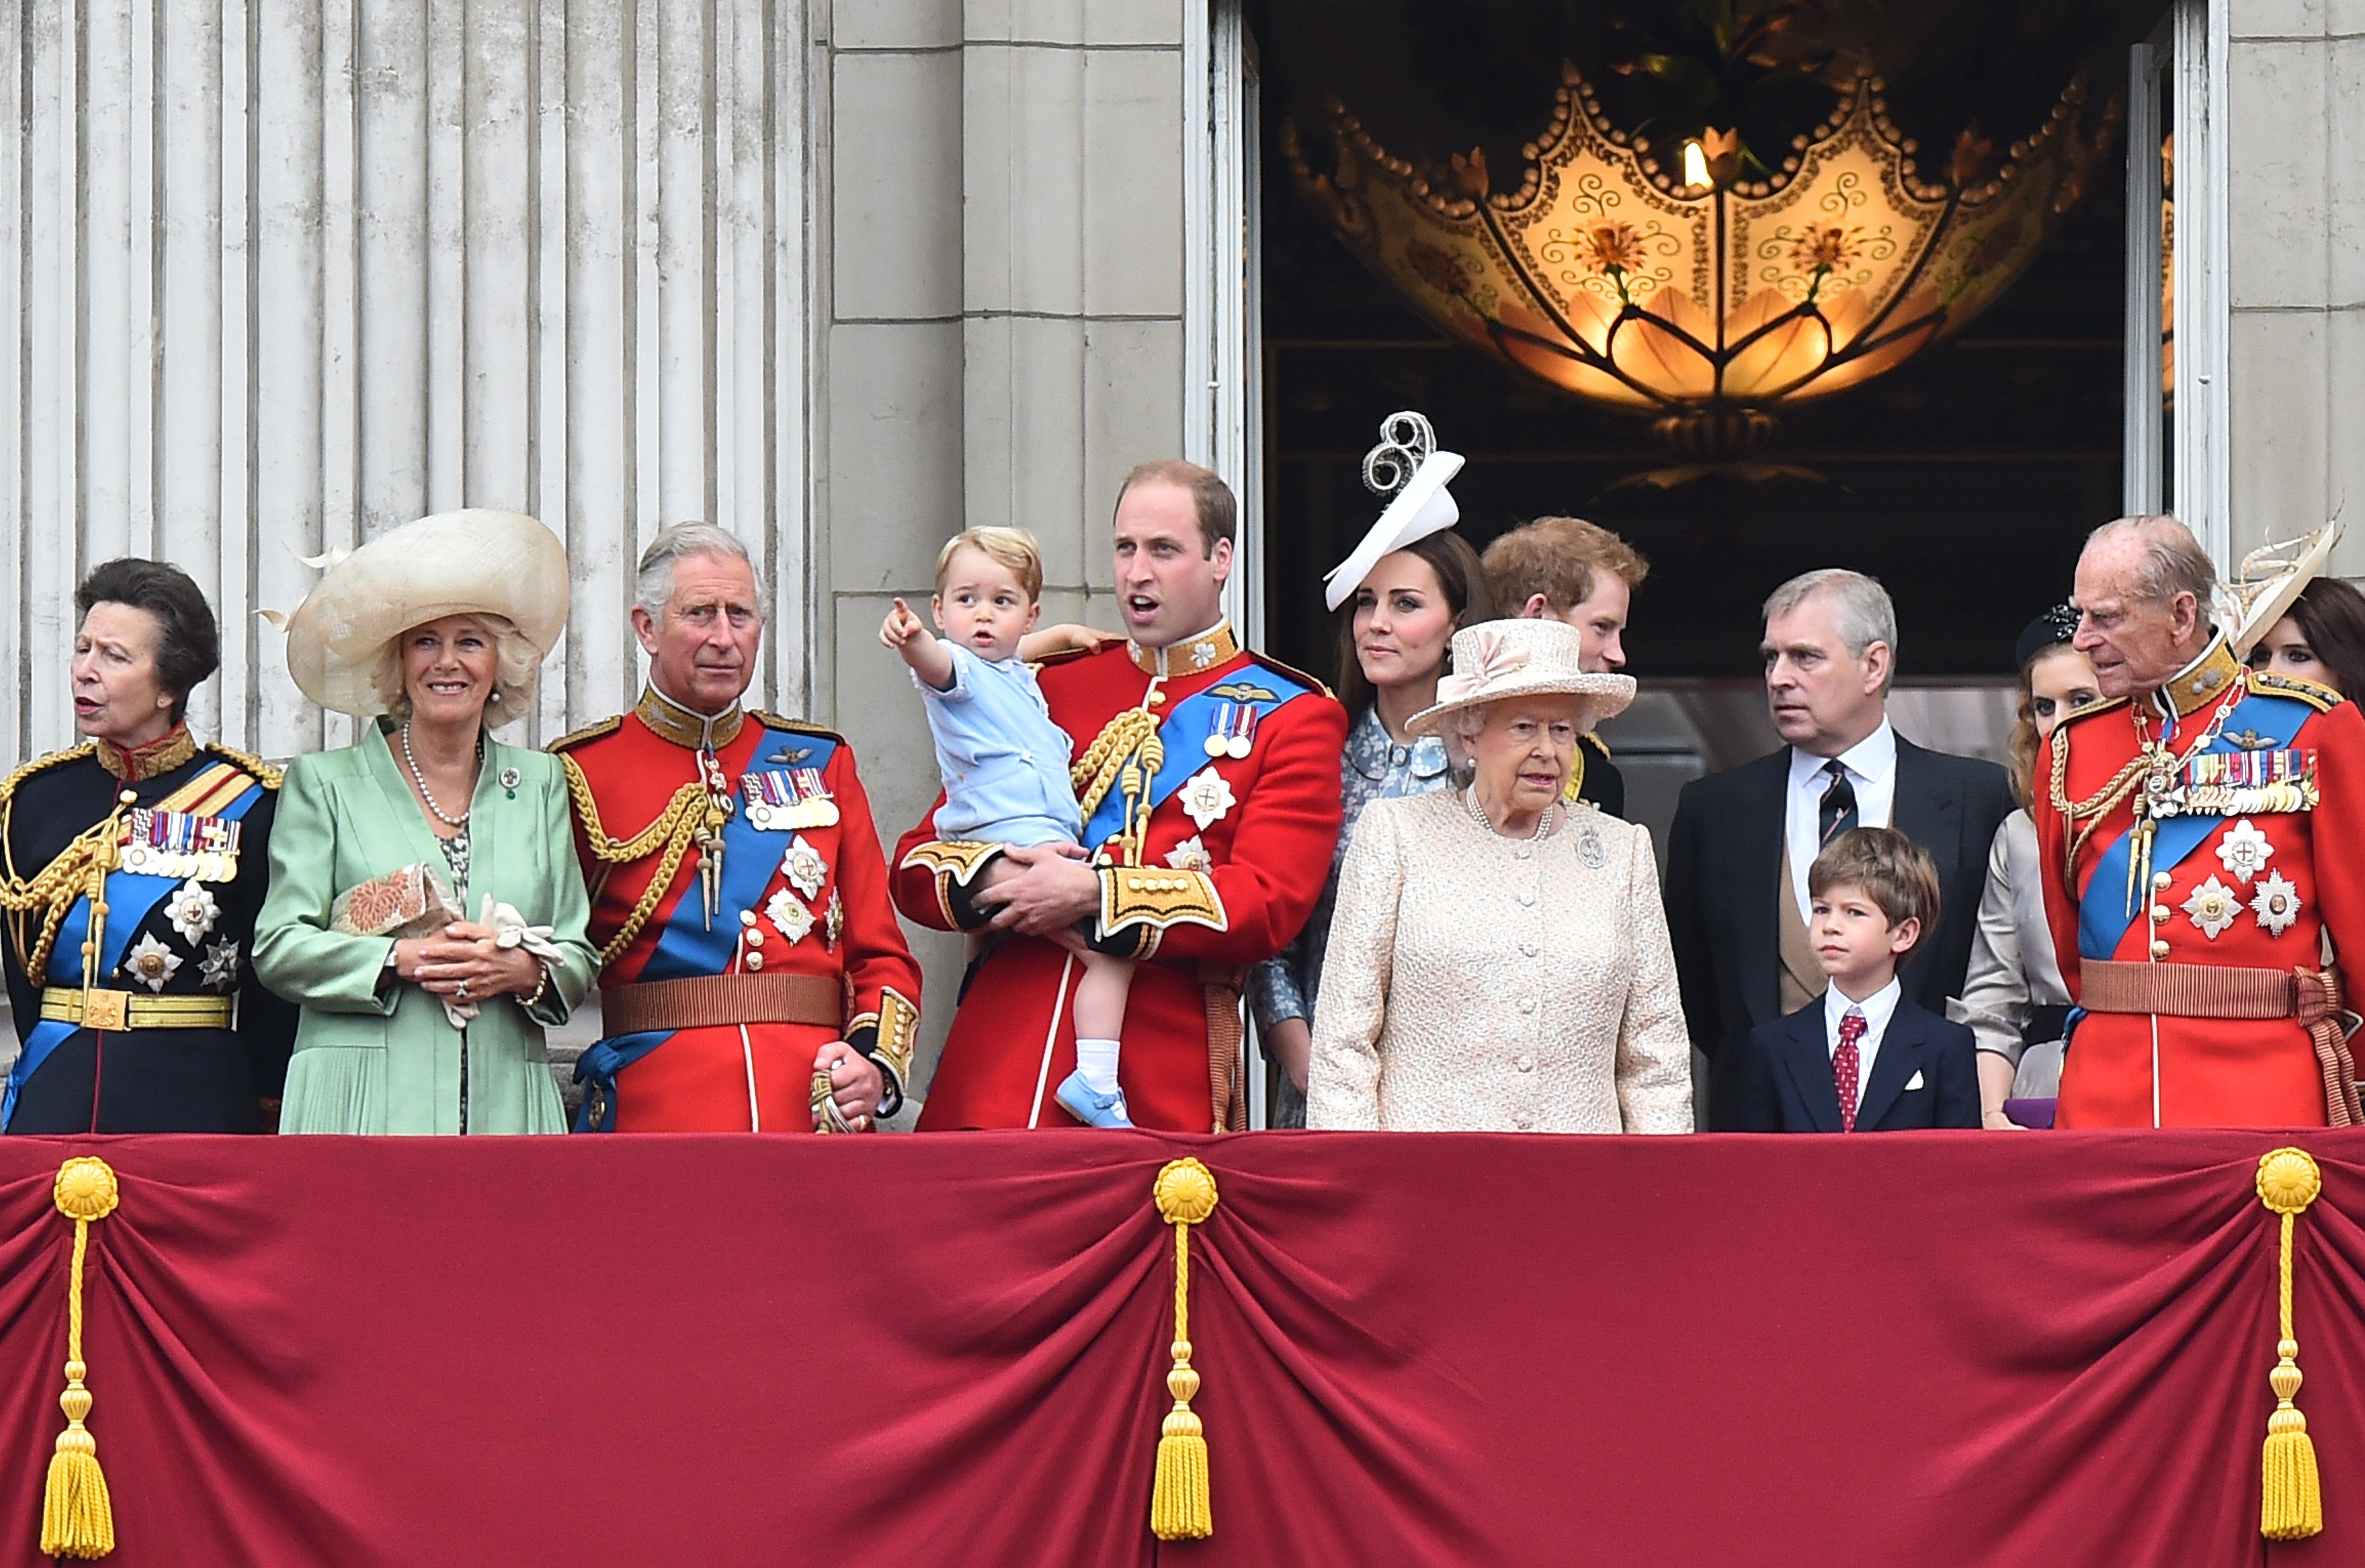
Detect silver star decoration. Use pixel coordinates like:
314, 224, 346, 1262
199, 937, 242, 991
122, 933, 183, 992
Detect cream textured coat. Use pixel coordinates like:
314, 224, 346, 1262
1305, 789, 1694, 1133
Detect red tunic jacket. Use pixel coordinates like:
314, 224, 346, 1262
893, 626, 1346, 1132
2034, 636, 2365, 1127
556, 690, 921, 1132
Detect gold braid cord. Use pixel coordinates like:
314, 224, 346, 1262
0, 747, 99, 978
1150, 1158, 1219, 1541
2047, 720, 2149, 898
558, 755, 709, 966
1072, 708, 1161, 825
2256, 1148, 2325, 1541
42, 1157, 120, 1560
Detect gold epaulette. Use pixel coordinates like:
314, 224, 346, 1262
2064, 693, 2131, 724
546, 714, 624, 754
204, 743, 283, 789
2249, 669, 2342, 712
752, 712, 846, 745
1580, 730, 1612, 759
1247, 650, 1335, 701
0, 744, 95, 811
1028, 644, 1100, 672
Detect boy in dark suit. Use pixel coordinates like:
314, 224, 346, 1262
1718, 827, 1981, 1132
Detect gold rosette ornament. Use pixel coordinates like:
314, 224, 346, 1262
43, 1156, 122, 1559
2255, 1147, 2324, 1541
1150, 1158, 1219, 1541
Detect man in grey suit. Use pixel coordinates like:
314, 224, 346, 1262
1663, 569, 2014, 1129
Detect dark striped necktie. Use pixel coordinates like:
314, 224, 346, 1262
1818, 759, 1859, 847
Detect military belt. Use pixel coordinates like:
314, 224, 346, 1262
600, 973, 842, 1035
41, 987, 234, 1032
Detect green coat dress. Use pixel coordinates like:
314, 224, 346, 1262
253, 725, 598, 1134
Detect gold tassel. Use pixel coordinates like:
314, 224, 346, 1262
2256, 1148, 2324, 1542
42, 1157, 121, 1560
1150, 1158, 1219, 1541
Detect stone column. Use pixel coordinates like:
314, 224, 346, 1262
816, 0, 1189, 1089
0, 0, 814, 762
2224, 1, 2365, 568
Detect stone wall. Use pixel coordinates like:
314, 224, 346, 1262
815, 0, 1190, 1084
2225, 0, 2365, 566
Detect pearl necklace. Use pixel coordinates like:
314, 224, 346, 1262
401, 723, 481, 829
1467, 785, 1556, 841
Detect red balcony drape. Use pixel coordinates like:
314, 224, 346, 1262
0, 1129, 2355, 1566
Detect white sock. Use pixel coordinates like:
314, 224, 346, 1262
1075, 1037, 1123, 1096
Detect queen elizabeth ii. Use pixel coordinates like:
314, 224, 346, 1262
1304, 618, 1693, 1134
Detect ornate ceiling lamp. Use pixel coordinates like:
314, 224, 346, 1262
1288, 62, 2117, 465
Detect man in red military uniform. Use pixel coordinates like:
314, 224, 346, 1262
554, 524, 921, 1132
894, 460, 1346, 1131
2037, 514, 2365, 1128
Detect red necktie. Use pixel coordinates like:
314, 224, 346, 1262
1835, 1008, 1867, 1133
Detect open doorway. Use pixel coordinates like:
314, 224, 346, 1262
1242, 0, 2183, 849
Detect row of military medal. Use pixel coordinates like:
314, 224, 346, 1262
117, 807, 243, 881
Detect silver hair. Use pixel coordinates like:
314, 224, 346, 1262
368, 612, 544, 726
1762, 568, 1899, 694
2083, 514, 2219, 612
634, 522, 770, 622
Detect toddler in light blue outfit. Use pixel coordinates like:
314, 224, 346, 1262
882, 527, 1138, 1126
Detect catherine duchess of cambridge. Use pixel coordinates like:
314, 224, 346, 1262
254, 511, 597, 1134
1, 559, 298, 1132
1305, 619, 1693, 1134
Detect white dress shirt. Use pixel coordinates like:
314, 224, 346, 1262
1823, 976, 1903, 1114
1786, 719, 1898, 920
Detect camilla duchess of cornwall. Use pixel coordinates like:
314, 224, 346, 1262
253, 511, 598, 1134
1305, 618, 1693, 1134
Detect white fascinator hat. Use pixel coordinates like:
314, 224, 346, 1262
2229, 518, 2345, 658
1321, 411, 1467, 612
272, 509, 569, 718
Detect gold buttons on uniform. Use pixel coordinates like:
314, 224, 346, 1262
2151, 905, 2171, 923
2153, 871, 2172, 889
746, 951, 765, 972
746, 929, 765, 948
2151, 939, 2171, 958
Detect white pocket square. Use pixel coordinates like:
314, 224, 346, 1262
1903, 1069, 1926, 1091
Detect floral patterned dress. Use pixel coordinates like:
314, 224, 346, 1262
1247, 704, 1453, 1127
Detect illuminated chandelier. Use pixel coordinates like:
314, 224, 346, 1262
1288, 62, 2117, 463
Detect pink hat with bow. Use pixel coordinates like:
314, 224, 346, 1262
1407, 619, 1637, 738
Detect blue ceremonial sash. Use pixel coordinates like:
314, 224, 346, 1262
2, 776, 267, 1126
574, 726, 838, 1132
2077, 692, 2318, 962
572, 1031, 668, 1132
1078, 670, 1315, 852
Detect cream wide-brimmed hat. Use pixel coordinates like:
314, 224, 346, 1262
1322, 411, 1466, 612
276, 509, 568, 717
1406, 619, 1637, 738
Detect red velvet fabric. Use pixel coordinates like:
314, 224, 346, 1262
0, 1130, 2359, 1566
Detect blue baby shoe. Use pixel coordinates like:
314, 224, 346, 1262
1055, 1070, 1134, 1128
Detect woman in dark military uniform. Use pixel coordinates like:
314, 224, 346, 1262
0, 559, 296, 1132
